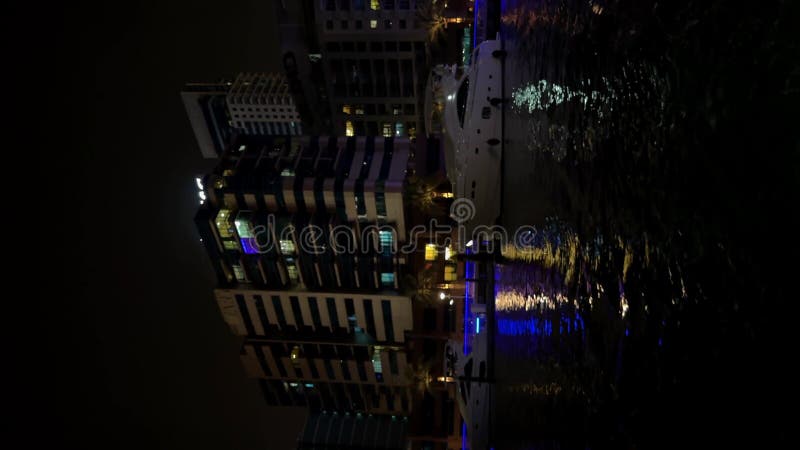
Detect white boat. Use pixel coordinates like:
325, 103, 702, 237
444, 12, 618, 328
440, 36, 505, 232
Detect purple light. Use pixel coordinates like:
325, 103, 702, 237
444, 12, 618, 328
240, 238, 259, 254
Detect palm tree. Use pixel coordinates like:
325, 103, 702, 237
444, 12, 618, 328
405, 358, 435, 394
403, 271, 436, 306
405, 172, 449, 218
416, 0, 448, 45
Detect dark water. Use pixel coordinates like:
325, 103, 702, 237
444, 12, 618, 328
493, 0, 799, 448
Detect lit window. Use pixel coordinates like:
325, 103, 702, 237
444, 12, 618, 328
440, 192, 454, 198
394, 122, 404, 136
355, 105, 364, 115
372, 347, 383, 374
370, 0, 380, 10
382, 122, 393, 137
342, 104, 352, 114
379, 230, 394, 253
345, 120, 355, 136
280, 239, 296, 255
232, 264, 247, 282
381, 272, 395, 286
444, 264, 457, 281
215, 209, 234, 238
444, 246, 453, 260
370, 19, 378, 29
286, 259, 299, 282
425, 243, 438, 261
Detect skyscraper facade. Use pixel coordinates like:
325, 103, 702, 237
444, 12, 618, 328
315, 0, 428, 138
181, 72, 304, 158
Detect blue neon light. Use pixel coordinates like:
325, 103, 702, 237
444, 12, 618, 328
240, 238, 259, 254
476, 317, 481, 334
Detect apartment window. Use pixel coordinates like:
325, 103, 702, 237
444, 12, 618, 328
382, 123, 393, 137
272, 296, 287, 328
370, 41, 381, 52
290, 296, 304, 327
286, 257, 299, 283
381, 273, 395, 287
384, 41, 397, 52
342, 41, 355, 51
381, 300, 395, 341
345, 120, 355, 137
425, 243, 438, 261
339, 0, 350, 10
326, 20, 333, 30
357, 41, 366, 52
355, 105, 365, 115
370, 0, 380, 10
384, 19, 392, 29
254, 295, 270, 331
378, 230, 393, 254
326, 0, 336, 11
370, 19, 378, 29
399, 41, 411, 51
404, 103, 415, 115
342, 104, 352, 114
354, 0, 365, 10
364, 300, 377, 338
235, 294, 256, 335
326, 297, 340, 329
324, 359, 335, 379
399, 0, 410, 10
357, 361, 367, 381
445, 263, 457, 281
232, 264, 247, 282
392, 103, 401, 115
340, 360, 352, 381
309, 297, 322, 328
399, 19, 406, 29
341, 20, 349, 29
388, 350, 398, 374
355, 19, 363, 29
383, 0, 395, 8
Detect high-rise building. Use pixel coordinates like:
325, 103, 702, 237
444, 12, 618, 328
181, 82, 232, 159
314, 0, 429, 138
194, 134, 408, 290
190, 128, 465, 448
181, 73, 304, 158
227, 72, 304, 137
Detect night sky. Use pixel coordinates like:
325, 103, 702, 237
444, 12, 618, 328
13, 1, 305, 448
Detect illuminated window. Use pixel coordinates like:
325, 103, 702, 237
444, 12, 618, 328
232, 264, 247, 282
444, 246, 453, 260
382, 123, 392, 137
286, 258, 299, 282
444, 264, 457, 281
215, 209, 234, 238
372, 347, 383, 374
440, 192, 454, 198
355, 105, 364, 115
370, 19, 378, 29
342, 104, 352, 114
280, 239, 296, 255
379, 230, 394, 253
381, 272, 395, 286
345, 120, 355, 136
394, 122, 404, 136
370, 0, 380, 10
425, 243, 438, 261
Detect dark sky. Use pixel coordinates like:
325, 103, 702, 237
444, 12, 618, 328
13, 1, 305, 448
